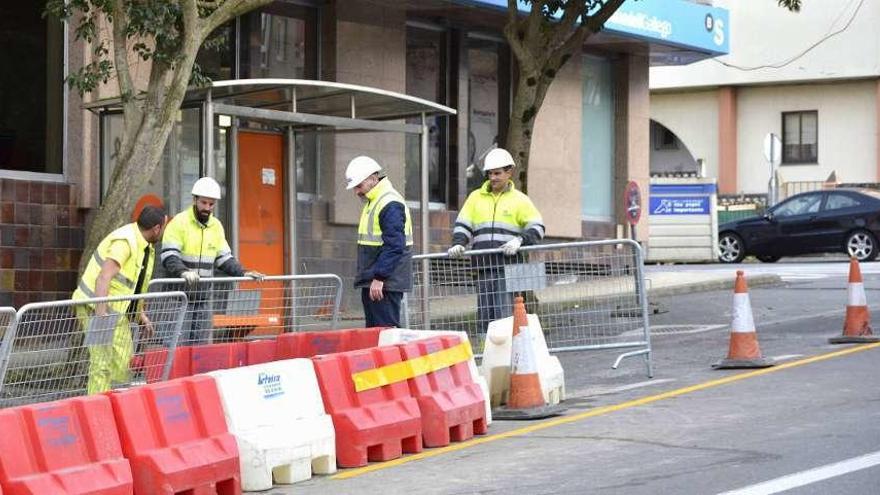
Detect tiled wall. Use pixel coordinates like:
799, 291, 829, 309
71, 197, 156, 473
0, 178, 84, 307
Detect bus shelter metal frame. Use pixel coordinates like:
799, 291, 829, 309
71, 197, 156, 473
88, 79, 456, 318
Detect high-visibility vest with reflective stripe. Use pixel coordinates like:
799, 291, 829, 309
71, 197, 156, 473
453, 180, 544, 249
160, 207, 232, 277
72, 223, 154, 314
357, 178, 413, 247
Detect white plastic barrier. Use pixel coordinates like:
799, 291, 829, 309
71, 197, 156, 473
208, 359, 336, 491
378, 328, 492, 425
481, 314, 565, 408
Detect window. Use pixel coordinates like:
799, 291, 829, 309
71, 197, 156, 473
0, 5, 64, 174
405, 26, 447, 203
773, 193, 822, 217
101, 108, 203, 219
824, 193, 860, 211
654, 127, 679, 150
239, 4, 318, 194
195, 22, 234, 80
466, 38, 509, 193
782, 111, 818, 164
239, 4, 317, 79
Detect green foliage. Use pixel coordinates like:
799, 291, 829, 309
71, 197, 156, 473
44, 0, 224, 96
778, 0, 802, 12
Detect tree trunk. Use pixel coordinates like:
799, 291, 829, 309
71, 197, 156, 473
78, 104, 182, 273
505, 70, 553, 194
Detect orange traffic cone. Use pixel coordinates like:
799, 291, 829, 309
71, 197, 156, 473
493, 296, 565, 420
713, 271, 775, 369
830, 257, 880, 344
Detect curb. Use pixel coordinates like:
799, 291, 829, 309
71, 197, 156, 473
645, 273, 784, 298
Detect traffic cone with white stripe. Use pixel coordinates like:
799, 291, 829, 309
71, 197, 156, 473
713, 271, 775, 369
493, 296, 565, 420
830, 257, 880, 344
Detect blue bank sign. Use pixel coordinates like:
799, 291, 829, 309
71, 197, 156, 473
649, 196, 710, 215
463, 0, 729, 55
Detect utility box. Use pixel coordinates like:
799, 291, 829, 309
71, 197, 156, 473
646, 177, 718, 263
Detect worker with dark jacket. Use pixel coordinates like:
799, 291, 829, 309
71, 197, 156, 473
160, 177, 263, 344
346, 156, 413, 327
447, 148, 545, 332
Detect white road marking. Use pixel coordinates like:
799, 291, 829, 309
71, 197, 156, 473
717, 450, 880, 495
768, 354, 803, 362
580, 379, 675, 397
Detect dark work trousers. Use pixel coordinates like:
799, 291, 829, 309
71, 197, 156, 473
476, 267, 513, 335
361, 289, 403, 328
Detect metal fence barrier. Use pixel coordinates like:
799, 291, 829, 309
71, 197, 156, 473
405, 239, 652, 376
0, 292, 188, 408
148, 274, 343, 347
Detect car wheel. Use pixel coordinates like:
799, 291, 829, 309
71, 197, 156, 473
846, 230, 878, 261
756, 255, 781, 263
718, 232, 745, 263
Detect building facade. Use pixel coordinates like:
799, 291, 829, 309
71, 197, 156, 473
0, 0, 728, 307
650, 0, 879, 196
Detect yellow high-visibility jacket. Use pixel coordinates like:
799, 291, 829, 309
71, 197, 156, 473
72, 222, 154, 314
160, 207, 243, 278
452, 180, 545, 250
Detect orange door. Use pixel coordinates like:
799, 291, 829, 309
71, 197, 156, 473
237, 131, 285, 275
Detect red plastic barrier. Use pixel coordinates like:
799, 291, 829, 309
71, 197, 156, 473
142, 347, 192, 383
277, 328, 383, 359
109, 376, 240, 495
0, 395, 132, 494
245, 340, 276, 365
190, 343, 247, 374
312, 346, 422, 467
397, 336, 488, 447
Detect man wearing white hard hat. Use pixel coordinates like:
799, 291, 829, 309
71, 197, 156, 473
159, 177, 264, 344
447, 148, 545, 332
346, 156, 413, 327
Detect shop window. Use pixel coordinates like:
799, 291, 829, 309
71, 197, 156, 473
239, 3, 318, 194
466, 38, 508, 193
101, 108, 205, 220
782, 111, 818, 164
0, 5, 63, 174
239, 4, 317, 79
405, 26, 447, 203
195, 22, 235, 81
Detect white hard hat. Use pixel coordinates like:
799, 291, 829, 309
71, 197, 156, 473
483, 148, 516, 172
191, 177, 222, 200
345, 156, 382, 190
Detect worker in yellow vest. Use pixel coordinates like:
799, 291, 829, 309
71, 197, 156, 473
160, 177, 264, 344
72, 205, 167, 394
447, 148, 545, 332
345, 156, 413, 327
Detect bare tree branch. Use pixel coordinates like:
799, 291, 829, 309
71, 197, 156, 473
586, 0, 627, 33
111, 0, 134, 104
203, 0, 273, 38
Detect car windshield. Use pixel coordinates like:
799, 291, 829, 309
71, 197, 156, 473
772, 194, 822, 217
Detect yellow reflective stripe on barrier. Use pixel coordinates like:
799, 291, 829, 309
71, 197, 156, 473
352, 342, 473, 393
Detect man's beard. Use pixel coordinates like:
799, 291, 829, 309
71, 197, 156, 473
193, 205, 211, 223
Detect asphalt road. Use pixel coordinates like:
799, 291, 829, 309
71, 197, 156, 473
263, 263, 880, 495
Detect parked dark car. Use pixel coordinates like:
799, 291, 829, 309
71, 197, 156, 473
718, 189, 880, 263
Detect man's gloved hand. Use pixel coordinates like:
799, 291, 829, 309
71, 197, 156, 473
447, 244, 466, 258
245, 270, 265, 281
502, 237, 523, 256
180, 270, 200, 287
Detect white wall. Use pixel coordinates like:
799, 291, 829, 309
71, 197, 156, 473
650, 90, 719, 178
737, 80, 877, 193
651, 0, 880, 89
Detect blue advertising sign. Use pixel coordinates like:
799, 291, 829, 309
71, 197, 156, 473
461, 0, 729, 55
649, 196, 710, 215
